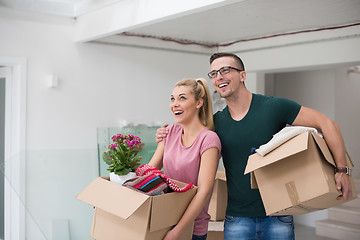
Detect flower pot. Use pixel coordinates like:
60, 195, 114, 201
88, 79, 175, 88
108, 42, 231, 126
110, 172, 137, 185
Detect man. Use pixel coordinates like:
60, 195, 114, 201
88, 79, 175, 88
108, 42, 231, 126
157, 52, 352, 240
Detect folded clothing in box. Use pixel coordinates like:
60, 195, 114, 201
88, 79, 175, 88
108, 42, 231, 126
123, 173, 171, 196
122, 164, 194, 196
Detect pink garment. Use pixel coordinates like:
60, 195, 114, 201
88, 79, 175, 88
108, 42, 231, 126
163, 124, 221, 235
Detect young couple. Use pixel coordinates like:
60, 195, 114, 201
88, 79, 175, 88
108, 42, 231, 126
148, 52, 352, 240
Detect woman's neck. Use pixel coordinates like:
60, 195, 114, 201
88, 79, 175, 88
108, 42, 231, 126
181, 120, 206, 147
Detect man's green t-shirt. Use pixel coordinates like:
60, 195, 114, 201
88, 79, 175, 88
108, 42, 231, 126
214, 93, 301, 217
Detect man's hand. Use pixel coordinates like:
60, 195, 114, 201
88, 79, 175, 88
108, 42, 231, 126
156, 124, 169, 143
335, 172, 352, 200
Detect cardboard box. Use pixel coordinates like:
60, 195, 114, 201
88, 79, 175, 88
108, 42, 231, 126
208, 170, 227, 221
76, 177, 197, 240
207, 221, 224, 240
244, 131, 357, 216
207, 231, 224, 240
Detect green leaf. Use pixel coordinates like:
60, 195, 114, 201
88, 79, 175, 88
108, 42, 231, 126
102, 133, 143, 175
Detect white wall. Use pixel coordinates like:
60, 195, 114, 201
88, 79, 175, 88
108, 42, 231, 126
335, 67, 360, 179
0, 7, 210, 240
2, 5, 360, 239
271, 69, 336, 119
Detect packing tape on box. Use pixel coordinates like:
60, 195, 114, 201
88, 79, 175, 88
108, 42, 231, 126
285, 181, 322, 212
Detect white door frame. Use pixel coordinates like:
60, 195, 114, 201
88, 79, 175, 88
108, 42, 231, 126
0, 57, 27, 240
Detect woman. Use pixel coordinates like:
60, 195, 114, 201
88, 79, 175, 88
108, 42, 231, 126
149, 78, 221, 240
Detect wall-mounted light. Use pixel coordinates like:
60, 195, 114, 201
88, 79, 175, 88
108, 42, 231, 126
46, 75, 58, 88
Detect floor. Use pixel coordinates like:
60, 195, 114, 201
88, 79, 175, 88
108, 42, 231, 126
295, 224, 333, 240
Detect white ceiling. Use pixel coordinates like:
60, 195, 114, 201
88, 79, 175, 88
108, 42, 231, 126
1, 0, 360, 53
125, 0, 360, 45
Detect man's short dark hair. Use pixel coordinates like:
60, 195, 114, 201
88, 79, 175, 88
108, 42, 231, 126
209, 52, 245, 71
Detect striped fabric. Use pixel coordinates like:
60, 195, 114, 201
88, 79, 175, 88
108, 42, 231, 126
136, 164, 194, 193
122, 164, 194, 196
122, 173, 170, 196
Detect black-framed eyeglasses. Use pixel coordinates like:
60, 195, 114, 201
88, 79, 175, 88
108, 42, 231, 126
208, 66, 243, 79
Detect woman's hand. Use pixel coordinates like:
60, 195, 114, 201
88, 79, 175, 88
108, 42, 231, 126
163, 227, 181, 240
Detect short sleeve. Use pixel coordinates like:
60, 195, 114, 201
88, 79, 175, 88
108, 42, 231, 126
200, 131, 222, 159
271, 97, 301, 125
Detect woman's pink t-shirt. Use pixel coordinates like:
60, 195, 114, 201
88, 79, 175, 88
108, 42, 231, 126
163, 124, 221, 235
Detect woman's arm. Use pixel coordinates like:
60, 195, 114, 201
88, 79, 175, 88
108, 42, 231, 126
164, 147, 219, 240
148, 142, 165, 170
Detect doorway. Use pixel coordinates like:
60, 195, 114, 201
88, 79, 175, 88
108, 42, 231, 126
0, 67, 5, 240
0, 57, 27, 240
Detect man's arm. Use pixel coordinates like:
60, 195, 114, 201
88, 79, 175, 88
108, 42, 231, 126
155, 124, 169, 143
292, 106, 352, 200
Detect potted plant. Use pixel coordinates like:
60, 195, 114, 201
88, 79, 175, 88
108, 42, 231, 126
102, 133, 143, 185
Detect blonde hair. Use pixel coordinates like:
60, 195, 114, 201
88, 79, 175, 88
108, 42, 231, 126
175, 78, 214, 130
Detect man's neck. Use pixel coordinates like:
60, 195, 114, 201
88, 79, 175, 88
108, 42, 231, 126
225, 88, 252, 121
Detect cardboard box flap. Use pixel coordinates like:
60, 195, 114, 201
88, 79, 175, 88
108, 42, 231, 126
215, 170, 226, 181
76, 177, 150, 219
311, 132, 335, 166
311, 132, 354, 168
346, 153, 354, 168
149, 180, 197, 232
244, 131, 309, 174
250, 171, 258, 189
